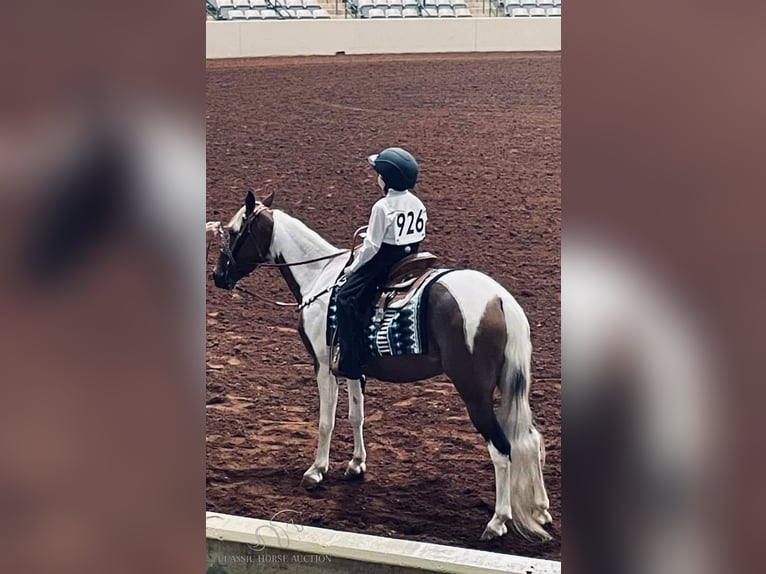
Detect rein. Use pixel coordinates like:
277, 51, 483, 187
257, 252, 350, 269
234, 284, 302, 308
236, 279, 342, 311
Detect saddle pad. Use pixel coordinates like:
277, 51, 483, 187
326, 268, 456, 357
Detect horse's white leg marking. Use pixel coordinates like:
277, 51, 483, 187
481, 442, 512, 541
302, 364, 338, 489
345, 379, 367, 478
439, 271, 504, 353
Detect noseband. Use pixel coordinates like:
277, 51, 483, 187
216, 203, 271, 275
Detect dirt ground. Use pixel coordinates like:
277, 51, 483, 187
206, 52, 560, 560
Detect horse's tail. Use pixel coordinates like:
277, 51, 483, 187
498, 297, 552, 541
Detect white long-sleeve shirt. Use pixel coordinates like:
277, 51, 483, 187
348, 189, 427, 273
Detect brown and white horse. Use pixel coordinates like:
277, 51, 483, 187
209, 189, 552, 541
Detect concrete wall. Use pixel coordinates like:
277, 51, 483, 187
206, 18, 561, 59
207, 512, 562, 574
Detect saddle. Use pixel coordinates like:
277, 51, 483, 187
376, 252, 439, 311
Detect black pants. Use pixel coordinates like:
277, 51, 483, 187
336, 242, 419, 377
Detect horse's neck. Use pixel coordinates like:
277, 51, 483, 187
269, 210, 339, 302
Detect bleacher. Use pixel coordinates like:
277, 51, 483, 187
207, 0, 331, 19
346, 0, 471, 18
207, 0, 560, 18
346, 0, 559, 18
495, 0, 561, 17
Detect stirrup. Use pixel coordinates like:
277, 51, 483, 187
330, 344, 342, 376
330, 345, 365, 380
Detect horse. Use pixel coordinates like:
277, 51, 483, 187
208, 189, 552, 541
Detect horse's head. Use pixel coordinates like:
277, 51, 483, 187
211, 189, 275, 290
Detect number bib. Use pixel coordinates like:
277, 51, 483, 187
392, 209, 427, 245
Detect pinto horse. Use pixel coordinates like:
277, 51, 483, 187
209, 189, 551, 541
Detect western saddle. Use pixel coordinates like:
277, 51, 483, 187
377, 252, 439, 310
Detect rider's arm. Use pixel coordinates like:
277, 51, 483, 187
348, 200, 388, 273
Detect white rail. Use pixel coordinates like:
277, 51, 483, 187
207, 511, 561, 574
206, 18, 561, 58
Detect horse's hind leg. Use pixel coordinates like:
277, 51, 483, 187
436, 290, 512, 540
302, 364, 338, 489
460, 395, 513, 540
344, 378, 367, 479
483, 442, 512, 540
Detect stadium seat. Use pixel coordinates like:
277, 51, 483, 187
261, 8, 279, 17
402, 6, 419, 16
304, 0, 321, 7
520, 0, 536, 7
422, 0, 437, 8
385, 7, 402, 16
402, 0, 418, 7
509, 6, 529, 15
244, 8, 261, 17
454, 6, 471, 15
529, 6, 546, 15
504, 0, 521, 9
553, 0, 560, 5
546, 6, 560, 15
388, 0, 404, 9
357, 0, 374, 16
451, 0, 467, 8
313, 7, 331, 16
436, 0, 451, 8
537, 0, 553, 6
227, 8, 246, 18
368, 7, 386, 16
421, 6, 438, 16
295, 8, 313, 17
234, 0, 250, 9
217, 0, 235, 18
249, 0, 268, 7
438, 6, 455, 15
286, 0, 303, 8
373, 0, 388, 8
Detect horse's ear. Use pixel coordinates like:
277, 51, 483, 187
262, 190, 275, 208
245, 189, 256, 216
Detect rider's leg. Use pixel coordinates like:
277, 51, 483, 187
335, 272, 369, 378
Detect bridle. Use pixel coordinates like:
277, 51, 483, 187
210, 205, 364, 311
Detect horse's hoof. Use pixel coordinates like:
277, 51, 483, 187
480, 519, 508, 541
344, 460, 366, 480
301, 470, 324, 490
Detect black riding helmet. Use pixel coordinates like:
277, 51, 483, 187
367, 147, 418, 192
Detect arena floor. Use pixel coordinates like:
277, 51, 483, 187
206, 52, 560, 560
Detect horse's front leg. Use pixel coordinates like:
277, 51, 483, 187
344, 378, 367, 479
302, 364, 338, 489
